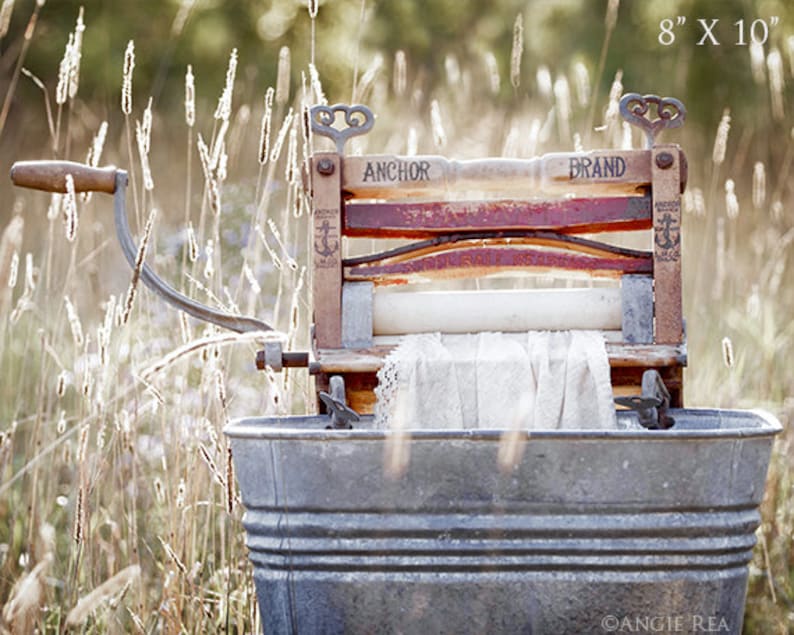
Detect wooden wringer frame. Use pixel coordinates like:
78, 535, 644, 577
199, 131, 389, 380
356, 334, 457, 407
262, 94, 688, 430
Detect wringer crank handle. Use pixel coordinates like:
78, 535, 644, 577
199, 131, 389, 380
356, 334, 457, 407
9, 160, 271, 334
10, 160, 355, 428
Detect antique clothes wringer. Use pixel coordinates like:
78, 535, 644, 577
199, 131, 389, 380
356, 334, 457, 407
9, 94, 782, 635
261, 93, 688, 427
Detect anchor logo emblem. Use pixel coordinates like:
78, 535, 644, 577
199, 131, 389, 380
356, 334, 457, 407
315, 220, 339, 258
655, 212, 680, 260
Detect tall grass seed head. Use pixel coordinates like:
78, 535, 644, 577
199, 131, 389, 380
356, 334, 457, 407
394, 50, 408, 96
270, 107, 294, 163
605, 0, 619, 31
573, 62, 590, 107
56, 33, 74, 105
767, 48, 785, 120
185, 64, 195, 127
536, 66, 552, 98
0, 215, 23, 287
0, 0, 15, 39
510, 13, 523, 90
749, 40, 766, 84
214, 48, 238, 122
63, 174, 78, 241
725, 178, 739, 219
721, 336, 734, 368
308, 63, 326, 105
712, 109, 730, 166
752, 162, 766, 210
430, 99, 446, 149
135, 119, 154, 191
121, 207, 157, 324
122, 40, 135, 115
68, 7, 84, 100
258, 87, 274, 164
276, 46, 291, 105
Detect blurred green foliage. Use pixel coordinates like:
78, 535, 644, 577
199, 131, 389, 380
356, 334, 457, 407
1, 0, 791, 133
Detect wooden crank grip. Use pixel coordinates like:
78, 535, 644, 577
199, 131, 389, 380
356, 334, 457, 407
10, 160, 118, 194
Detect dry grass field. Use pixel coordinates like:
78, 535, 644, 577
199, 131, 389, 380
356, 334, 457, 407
0, 1, 791, 632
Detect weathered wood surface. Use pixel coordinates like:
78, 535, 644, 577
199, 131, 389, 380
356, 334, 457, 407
11, 160, 118, 194
651, 145, 683, 344
314, 342, 687, 374
312, 153, 343, 347
344, 233, 650, 267
321, 368, 684, 416
345, 246, 652, 284
344, 196, 652, 238
341, 150, 688, 198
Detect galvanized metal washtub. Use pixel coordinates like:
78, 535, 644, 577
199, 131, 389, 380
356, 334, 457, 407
225, 409, 780, 634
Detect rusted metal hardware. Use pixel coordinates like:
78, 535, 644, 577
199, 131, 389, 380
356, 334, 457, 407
310, 104, 374, 154
619, 93, 686, 148
318, 375, 360, 429
316, 158, 335, 175
615, 369, 674, 430
655, 152, 675, 169
255, 342, 309, 371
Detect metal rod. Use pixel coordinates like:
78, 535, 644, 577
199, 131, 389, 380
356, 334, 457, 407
342, 229, 652, 267
255, 350, 310, 370
112, 171, 272, 334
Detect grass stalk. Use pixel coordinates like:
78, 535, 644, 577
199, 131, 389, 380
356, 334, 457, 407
0, 1, 43, 140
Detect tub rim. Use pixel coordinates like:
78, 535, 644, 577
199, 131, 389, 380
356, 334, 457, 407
224, 407, 782, 442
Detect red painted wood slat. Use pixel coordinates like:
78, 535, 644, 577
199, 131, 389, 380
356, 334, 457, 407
346, 246, 652, 284
344, 196, 651, 238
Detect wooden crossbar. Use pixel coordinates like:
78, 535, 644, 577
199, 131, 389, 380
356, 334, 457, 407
344, 196, 652, 238
340, 150, 686, 198
345, 245, 652, 285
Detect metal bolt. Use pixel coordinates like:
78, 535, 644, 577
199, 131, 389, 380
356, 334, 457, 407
317, 158, 335, 175
655, 152, 674, 169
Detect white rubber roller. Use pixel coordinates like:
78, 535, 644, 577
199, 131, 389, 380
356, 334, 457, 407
372, 288, 622, 335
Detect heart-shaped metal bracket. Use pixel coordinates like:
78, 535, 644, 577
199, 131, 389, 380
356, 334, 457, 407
309, 104, 374, 155
619, 93, 686, 148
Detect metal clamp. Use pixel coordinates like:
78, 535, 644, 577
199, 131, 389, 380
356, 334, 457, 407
619, 93, 686, 148
319, 375, 360, 430
615, 369, 675, 430
310, 104, 374, 154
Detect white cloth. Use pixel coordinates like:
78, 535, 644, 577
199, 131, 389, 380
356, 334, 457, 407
374, 331, 617, 430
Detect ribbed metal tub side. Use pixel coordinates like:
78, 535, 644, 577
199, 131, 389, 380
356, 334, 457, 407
225, 409, 780, 635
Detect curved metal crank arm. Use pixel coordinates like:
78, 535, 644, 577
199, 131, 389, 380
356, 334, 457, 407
111, 172, 272, 333
10, 160, 272, 334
